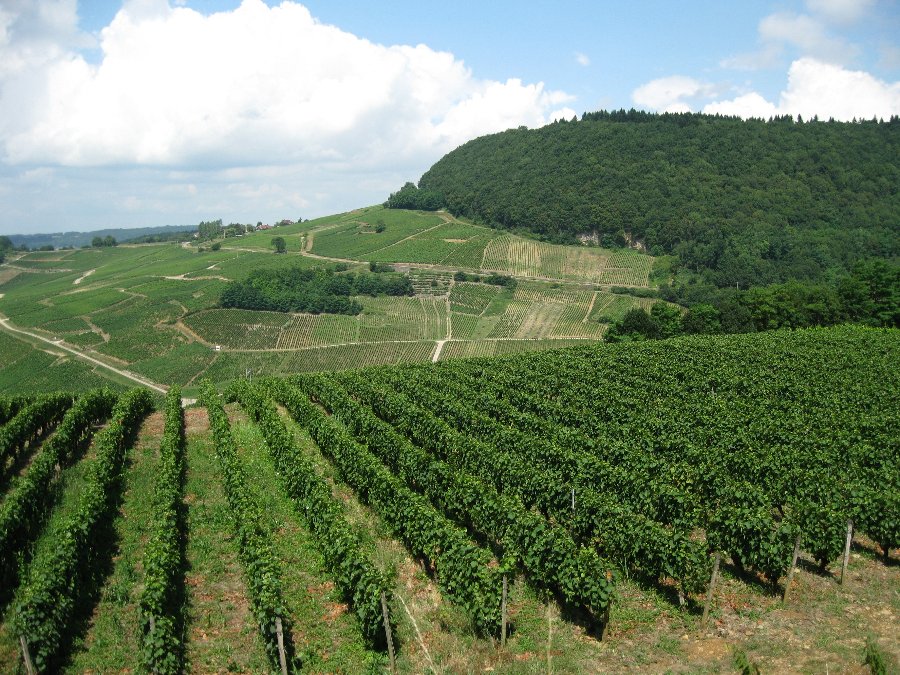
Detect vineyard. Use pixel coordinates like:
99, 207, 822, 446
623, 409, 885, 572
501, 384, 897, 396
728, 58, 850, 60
0, 206, 666, 389
0, 326, 896, 673
480, 236, 653, 286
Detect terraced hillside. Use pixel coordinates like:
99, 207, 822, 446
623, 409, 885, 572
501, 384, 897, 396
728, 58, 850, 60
0, 207, 659, 395
0, 327, 897, 673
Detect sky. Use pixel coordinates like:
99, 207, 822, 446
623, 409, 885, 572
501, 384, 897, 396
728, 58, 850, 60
0, 0, 898, 235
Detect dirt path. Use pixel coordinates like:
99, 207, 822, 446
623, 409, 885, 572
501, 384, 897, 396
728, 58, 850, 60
174, 320, 212, 347
431, 339, 447, 363
0, 316, 168, 394
364, 222, 445, 257
583, 290, 598, 322
73, 268, 95, 285
162, 273, 230, 282
4, 264, 73, 274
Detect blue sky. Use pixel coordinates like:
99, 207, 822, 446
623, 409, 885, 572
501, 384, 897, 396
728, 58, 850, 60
0, 0, 898, 234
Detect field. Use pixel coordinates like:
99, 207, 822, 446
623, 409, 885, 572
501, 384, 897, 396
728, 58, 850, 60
0, 207, 660, 390
0, 327, 896, 673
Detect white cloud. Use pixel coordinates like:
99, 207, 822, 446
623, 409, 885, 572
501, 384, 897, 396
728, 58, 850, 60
805, 0, 874, 24
575, 52, 590, 67
759, 11, 858, 64
701, 92, 779, 120
704, 58, 900, 120
721, 6, 864, 71
0, 0, 571, 172
632, 75, 716, 112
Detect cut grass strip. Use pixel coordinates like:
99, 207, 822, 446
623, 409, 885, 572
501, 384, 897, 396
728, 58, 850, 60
181, 409, 271, 673
231, 419, 379, 672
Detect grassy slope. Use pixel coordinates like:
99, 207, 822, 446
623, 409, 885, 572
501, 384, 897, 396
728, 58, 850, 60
0, 207, 659, 393
180, 408, 271, 672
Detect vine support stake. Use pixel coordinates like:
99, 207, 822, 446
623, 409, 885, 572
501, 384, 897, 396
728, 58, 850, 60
783, 533, 802, 603
381, 592, 396, 674
840, 520, 853, 585
501, 574, 508, 647
19, 635, 35, 675
702, 552, 721, 627
599, 605, 611, 641
546, 603, 553, 672
275, 617, 288, 675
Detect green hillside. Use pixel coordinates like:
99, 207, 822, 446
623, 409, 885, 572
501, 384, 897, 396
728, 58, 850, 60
415, 111, 899, 287
0, 207, 658, 395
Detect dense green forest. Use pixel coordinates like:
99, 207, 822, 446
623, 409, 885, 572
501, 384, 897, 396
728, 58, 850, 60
220, 266, 414, 315
606, 259, 899, 341
408, 111, 899, 288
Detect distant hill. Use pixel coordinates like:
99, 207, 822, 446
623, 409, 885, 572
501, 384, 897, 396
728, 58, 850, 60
7, 224, 196, 249
414, 110, 899, 288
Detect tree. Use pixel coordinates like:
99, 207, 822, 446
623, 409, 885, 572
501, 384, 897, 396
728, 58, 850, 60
649, 302, 682, 338
605, 308, 660, 342
92, 236, 103, 248
197, 219, 223, 241
271, 236, 286, 254
103, 235, 117, 247
682, 303, 722, 334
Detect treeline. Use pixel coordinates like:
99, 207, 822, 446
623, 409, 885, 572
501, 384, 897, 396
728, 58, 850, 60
91, 236, 117, 248
607, 260, 899, 341
220, 266, 414, 315
384, 182, 446, 211
125, 231, 194, 244
410, 111, 898, 288
452, 270, 517, 289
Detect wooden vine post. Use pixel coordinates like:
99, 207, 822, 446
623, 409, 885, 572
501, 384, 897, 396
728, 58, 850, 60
501, 574, 508, 647
702, 552, 721, 627
599, 605, 611, 641
275, 617, 288, 675
381, 592, 396, 674
840, 520, 853, 585
19, 635, 35, 675
782, 533, 803, 602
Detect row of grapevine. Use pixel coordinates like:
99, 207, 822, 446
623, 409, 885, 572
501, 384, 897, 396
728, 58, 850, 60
139, 386, 187, 675
293, 373, 617, 622
428, 364, 700, 529
250, 379, 504, 636
442, 354, 798, 578
339, 369, 707, 596
13, 388, 153, 672
437, 328, 898, 580
224, 381, 392, 649
0, 393, 73, 472
0, 395, 31, 426
375, 366, 711, 593
443, 351, 800, 580
0, 389, 117, 600
199, 382, 296, 672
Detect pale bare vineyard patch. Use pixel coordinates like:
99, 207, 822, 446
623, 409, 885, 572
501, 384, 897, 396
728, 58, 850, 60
481, 235, 653, 286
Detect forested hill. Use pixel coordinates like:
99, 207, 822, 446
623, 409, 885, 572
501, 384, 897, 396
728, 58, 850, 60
413, 111, 899, 288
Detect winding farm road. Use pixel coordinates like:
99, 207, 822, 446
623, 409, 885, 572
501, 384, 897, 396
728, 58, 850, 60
0, 316, 168, 394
